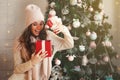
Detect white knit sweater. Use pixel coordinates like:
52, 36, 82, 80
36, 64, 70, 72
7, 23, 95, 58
8, 26, 74, 80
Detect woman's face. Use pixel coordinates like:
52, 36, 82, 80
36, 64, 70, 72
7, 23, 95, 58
31, 21, 44, 36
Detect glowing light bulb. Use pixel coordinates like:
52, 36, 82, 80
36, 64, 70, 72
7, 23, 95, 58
7, 30, 10, 34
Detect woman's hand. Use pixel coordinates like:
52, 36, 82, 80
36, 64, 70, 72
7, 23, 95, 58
31, 50, 48, 66
53, 25, 65, 34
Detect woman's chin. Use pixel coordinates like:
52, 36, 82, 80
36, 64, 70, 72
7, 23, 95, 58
32, 33, 39, 37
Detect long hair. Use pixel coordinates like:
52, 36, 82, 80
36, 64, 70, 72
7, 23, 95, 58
19, 24, 47, 59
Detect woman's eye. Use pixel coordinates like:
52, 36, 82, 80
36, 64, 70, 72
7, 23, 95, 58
33, 23, 37, 26
40, 23, 43, 26
40, 21, 44, 26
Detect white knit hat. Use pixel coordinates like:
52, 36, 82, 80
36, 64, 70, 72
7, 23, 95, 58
25, 4, 44, 27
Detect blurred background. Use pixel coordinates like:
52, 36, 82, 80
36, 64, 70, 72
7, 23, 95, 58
0, 0, 119, 80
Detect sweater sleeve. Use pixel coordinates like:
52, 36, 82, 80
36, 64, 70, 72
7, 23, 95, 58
47, 25, 74, 52
13, 40, 33, 74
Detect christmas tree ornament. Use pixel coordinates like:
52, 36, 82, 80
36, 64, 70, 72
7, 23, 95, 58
79, 45, 85, 52
99, 3, 104, 9
89, 41, 96, 49
50, 65, 63, 80
82, 55, 88, 66
67, 55, 76, 61
79, 69, 85, 76
103, 55, 109, 62
88, 6, 93, 12
105, 75, 113, 80
77, 0, 82, 8
55, 58, 61, 65
73, 66, 81, 72
70, 0, 77, 6
72, 19, 81, 28
50, 2, 56, 8
77, 3, 82, 8
73, 36, 79, 40
61, 6, 69, 15
82, 2, 88, 10
89, 57, 97, 64
94, 12, 103, 21
94, 11, 103, 25
102, 40, 112, 47
49, 9, 56, 17
90, 32, 97, 40
86, 30, 91, 36
85, 66, 92, 75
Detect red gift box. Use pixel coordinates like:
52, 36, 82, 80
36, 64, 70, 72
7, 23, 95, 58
35, 40, 52, 57
46, 20, 53, 28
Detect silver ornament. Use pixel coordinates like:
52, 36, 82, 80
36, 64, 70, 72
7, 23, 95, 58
79, 45, 85, 52
89, 57, 97, 64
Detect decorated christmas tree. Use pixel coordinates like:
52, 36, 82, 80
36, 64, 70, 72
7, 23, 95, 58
45, 0, 120, 80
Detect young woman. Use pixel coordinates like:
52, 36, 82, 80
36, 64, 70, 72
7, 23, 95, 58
8, 4, 74, 80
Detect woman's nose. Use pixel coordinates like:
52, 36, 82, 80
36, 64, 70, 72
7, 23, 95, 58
36, 25, 41, 30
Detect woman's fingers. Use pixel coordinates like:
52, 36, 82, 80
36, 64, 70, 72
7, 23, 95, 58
40, 51, 48, 58
53, 28, 61, 34
32, 52, 36, 57
36, 50, 42, 56
36, 50, 48, 58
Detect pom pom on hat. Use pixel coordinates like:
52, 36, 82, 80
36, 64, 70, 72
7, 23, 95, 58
25, 4, 44, 27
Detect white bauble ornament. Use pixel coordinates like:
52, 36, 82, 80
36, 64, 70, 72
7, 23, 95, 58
89, 41, 96, 49
86, 30, 91, 36
82, 55, 88, 66
90, 32, 97, 40
50, 2, 56, 8
94, 12, 103, 21
88, 6, 93, 12
72, 19, 81, 28
70, 0, 77, 6
55, 58, 61, 65
79, 45, 85, 52
103, 56, 109, 62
